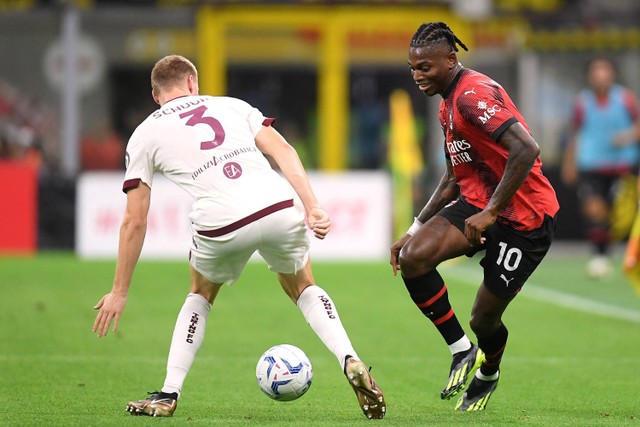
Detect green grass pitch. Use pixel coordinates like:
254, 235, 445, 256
1, 247, 640, 426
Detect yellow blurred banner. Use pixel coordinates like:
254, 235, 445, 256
610, 174, 637, 241
623, 202, 640, 297
388, 89, 423, 239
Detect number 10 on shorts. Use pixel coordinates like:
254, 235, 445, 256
496, 242, 522, 272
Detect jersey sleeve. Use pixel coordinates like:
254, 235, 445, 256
228, 97, 276, 137
456, 81, 518, 141
247, 107, 273, 137
122, 127, 155, 193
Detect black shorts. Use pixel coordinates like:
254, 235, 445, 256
577, 171, 633, 206
438, 198, 556, 299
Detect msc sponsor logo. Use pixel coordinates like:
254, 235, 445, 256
477, 101, 502, 125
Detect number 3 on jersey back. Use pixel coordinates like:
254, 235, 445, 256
179, 105, 226, 150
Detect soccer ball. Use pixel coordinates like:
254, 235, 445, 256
256, 344, 313, 401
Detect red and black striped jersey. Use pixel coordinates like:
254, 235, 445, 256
438, 68, 559, 231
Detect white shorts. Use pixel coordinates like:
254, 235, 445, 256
189, 205, 310, 285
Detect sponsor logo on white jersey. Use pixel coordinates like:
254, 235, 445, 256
223, 162, 243, 179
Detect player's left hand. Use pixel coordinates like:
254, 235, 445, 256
93, 292, 128, 337
389, 234, 411, 276
307, 207, 331, 240
464, 210, 496, 246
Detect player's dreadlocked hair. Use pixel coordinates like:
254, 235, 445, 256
410, 22, 468, 52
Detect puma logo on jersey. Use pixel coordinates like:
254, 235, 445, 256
464, 88, 476, 95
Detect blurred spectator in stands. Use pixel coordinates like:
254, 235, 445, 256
0, 80, 43, 171
350, 75, 386, 169
561, 57, 640, 279
80, 116, 125, 170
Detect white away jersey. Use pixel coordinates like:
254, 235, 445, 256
123, 95, 294, 229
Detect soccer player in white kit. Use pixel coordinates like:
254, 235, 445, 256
92, 55, 385, 419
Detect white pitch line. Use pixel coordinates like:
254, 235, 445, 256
441, 263, 640, 324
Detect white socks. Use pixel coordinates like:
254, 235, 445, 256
476, 369, 499, 381
162, 293, 212, 396
296, 285, 358, 368
161, 287, 357, 396
449, 336, 472, 355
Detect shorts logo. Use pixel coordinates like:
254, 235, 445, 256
223, 162, 242, 179
500, 274, 515, 287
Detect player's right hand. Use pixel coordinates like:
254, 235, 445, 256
389, 234, 411, 276
307, 207, 330, 240
93, 292, 128, 337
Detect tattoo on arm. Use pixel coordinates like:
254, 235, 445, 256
487, 123, 539, 214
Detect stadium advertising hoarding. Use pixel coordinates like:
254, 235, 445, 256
76, 171, 392, 260
0, 161, 37, 254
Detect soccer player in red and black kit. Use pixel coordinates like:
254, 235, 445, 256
389, 22, 559, 411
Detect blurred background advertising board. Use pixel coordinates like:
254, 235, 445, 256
76, 171, 392, 261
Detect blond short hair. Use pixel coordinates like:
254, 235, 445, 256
150, 55, 198, 95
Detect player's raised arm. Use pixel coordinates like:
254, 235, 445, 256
255, 125, 330, 239
93, 183, 151, 337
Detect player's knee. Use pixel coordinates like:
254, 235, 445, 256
398, 249, 414, 271
398, 242, 437, 276
399, 250, 425, 276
